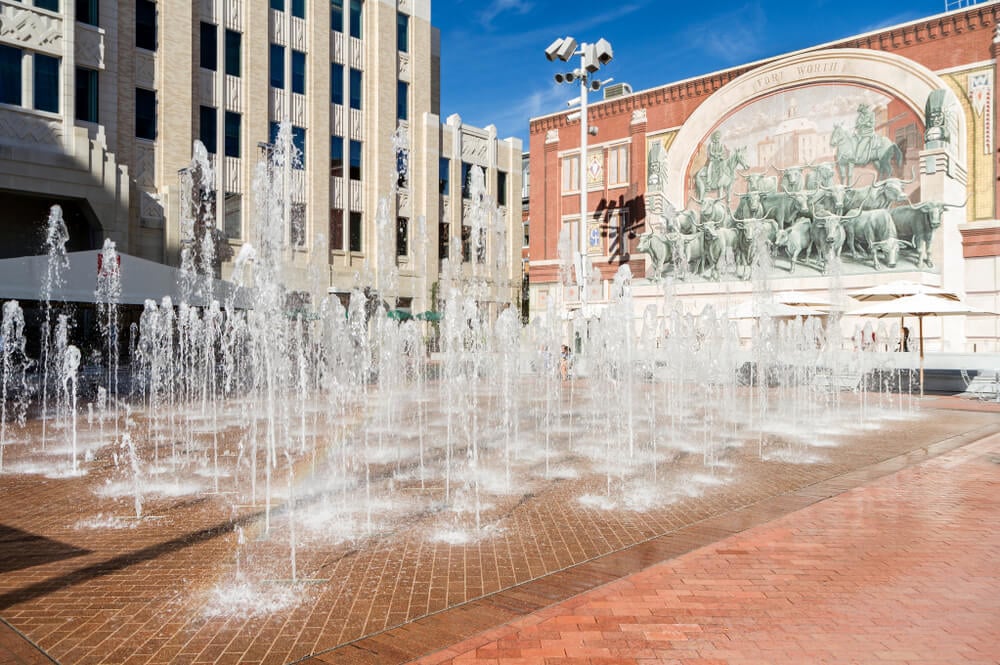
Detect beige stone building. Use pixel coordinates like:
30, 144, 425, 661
0, 0, 522, 314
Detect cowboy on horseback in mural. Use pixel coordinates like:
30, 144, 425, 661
693, 131, 747, 203
854, 103, 877, 162
830, 103, 904, 183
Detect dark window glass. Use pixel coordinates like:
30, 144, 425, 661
330, 134, 343, 177
224, 111, 241, 158
349, 68, 361, 109
76, 0, 99, 26
461, 162, 472, 199
439, 157, 449, 195
35, 0, 58, 11
497, 171, 507, 205
330, 208, 344, 250
330, 63, 343, 104
270, 0, 284, 10
396, 217, 408, 257
199, 105, 217, 153
396, 149, 407, 189
396, 80, 408, 122
135, 87, 156, 139
349, 211, 362, 251
292, 125, 306, 168
291, 50, 305, 94
33, 54, 59, 113
75, 67, 99, 122
397, 12, 408, 52
349, 140, 361, 180
224, 193, 242, 240
292, 0, 305, 18
225, 30, 241, 77
461, 225, 471, 262
200, 22, 217, 71
269, 44, 284, 89
330, 0, 343, 32
0, 45, 20, 106
438, 223, 449, 262
136, 0, 156, 50
269, 121, 280, 145
349, 0, 361, 38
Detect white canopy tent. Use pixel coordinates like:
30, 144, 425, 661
0, 251, 249, 308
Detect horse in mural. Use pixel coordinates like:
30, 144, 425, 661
693, 146, 749, 206
830, 123, 904, 184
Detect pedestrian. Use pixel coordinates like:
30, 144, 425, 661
559, 344, 572, 381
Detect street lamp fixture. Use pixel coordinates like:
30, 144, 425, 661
546, 35, 613, 310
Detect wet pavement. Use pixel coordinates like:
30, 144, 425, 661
0, 395, 997, 664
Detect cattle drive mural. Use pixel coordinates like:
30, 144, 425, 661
638, 84, 960, 283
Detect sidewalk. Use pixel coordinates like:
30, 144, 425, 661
408, 432, 1000, 665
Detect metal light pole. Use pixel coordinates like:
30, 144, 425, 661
546, 37, 613, 310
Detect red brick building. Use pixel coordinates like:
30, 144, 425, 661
528, 2, 1000, 351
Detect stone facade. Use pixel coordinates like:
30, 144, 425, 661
528, 2, 1000, 352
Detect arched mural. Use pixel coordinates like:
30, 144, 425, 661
640, 49, 967, 284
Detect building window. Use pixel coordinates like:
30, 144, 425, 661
396, 80, 408, 122
224, 111, 241, 158
290, 202, 306, 247
292, 0, 305, 19
349, 68, 361, 109
34, 54, 59, 113
135, 88, 156, 140
349, 140, 362, 180
461, 225, 471, 263
270, 44, 284, 89
397, 12, 408, 53
200, 22, 217, 71
291, 50, 306, 94
396, 217, 408, 257
461, 162, 472, 199
75, 67, 99, 122
608, 144, 628, 186
331, 63, 344, 104
199, 105, 217, 153
349, 211, 362, 252
0, 46, 20, 106
270, 0, 284, 10
35, 0, 59, 12
136, 0, 156, 51
438, 223, 449, 262
292, 126, 306, 168
561, 155, 579, 193
330, 0, 343, 31
330, 208, 344, 250
396, 149, 408, 189
497, 170, 507, 206
349, 0, 362, 38
522, 221, 529, 248
225, 193, 242, 240
225, 30, 241, 77
76, 0, 99, 26
330, 134, 343, 177
439, 157, 450, 195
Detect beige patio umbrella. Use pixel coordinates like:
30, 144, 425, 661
773, 290, 836, 310
723, 300, 823, 320
849, 280, 960, 302
849, 292, 996, 395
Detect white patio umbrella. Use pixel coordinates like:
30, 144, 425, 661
849, 280, 960, 302
849, 292, 996, 395
773, 290, 836, 310
723, 300, 823, 320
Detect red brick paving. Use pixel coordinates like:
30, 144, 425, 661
408, 432, 1000, 665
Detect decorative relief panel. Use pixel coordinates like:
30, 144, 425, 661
631, 108, 647, 124
271, 89, 286, 123
398, 0, 411, 13
461, 133, 489, 165
349, 179, 362, 211
291, 93, 306, 126
200, 70, 216, 107
225, 157, 241, 193
135, 51, 155, 89
226, 1, 242, 30
270, 9, 286, 45
291, 17, 307, 51
441, 197, 450, 221
140, 190, 164, 228
398, 53, 410, 82
349, 37, 364, 69
397, 191, 411, 217
134, 143, 156, 188
0, 109, 61, 147
200, 0, 215, 22
0, 4, 62, 54
545, 129, 559, 143
75, 25, 105, 70
225, 75, 241, 111
291, 170, 305, 202
332, 104, 344, 136
331, 177, 344, 208
349, 108, 363, 140
332, 32, 344, 63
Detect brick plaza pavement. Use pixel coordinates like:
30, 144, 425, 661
0, 396, 997, 664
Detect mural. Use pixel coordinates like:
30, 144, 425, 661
639, 84, 962, 282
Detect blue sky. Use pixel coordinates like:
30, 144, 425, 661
433, 0, 960, 146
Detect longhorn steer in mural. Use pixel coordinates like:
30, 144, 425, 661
844, 209, 910, 270
774, 219, 815, 272
805, 162, 837, 190
830, 123, 905, 183
742, 172, 778, 194
693, 146, 749, 204
774, 164, 806, 193
890, 199, 965, 269
732, 213, 778, 279
809, 209, 855, 273
761, 190, 810, 229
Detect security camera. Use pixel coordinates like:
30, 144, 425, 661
594, 38, 613, 66
544, 38, 564, 61
555, 37, 577, 61
554, 73, 566, 84
588, 126, 598, 136
590, 79, 601, 91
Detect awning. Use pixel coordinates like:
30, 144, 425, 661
0, 250, 250, 307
